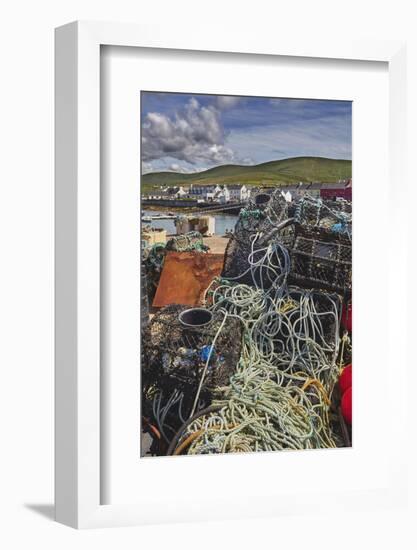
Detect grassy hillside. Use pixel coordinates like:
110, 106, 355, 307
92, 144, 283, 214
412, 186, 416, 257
141, 157, 352, 193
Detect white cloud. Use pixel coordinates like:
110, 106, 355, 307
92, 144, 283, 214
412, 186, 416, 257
142, 98, 240, 166
141, 161, 153, 174
216, 96, 243, 110
168, 163, 200, 173
240, 157, 254, 165
141, 96, 351, 173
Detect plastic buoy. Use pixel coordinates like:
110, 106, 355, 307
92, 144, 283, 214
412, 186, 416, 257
339, 364, 352, 395
341, 386, 352, 425
341, 302, 352, 333
200, 344, 216, 363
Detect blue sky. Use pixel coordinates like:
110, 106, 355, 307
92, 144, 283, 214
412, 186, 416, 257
141, 92, 352, 174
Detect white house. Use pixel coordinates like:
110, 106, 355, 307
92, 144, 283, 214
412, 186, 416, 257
214, 185, 230, 203
185, 183, 250, 202
227, 184, 251, 202
188, 185, 216, 200
175, 186, 188, 198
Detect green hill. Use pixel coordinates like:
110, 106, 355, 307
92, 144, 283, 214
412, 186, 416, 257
141, 156, 352, 193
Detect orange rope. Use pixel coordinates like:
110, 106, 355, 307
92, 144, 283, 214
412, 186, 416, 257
301, 378, 331, 406
173, 423, 238, 455
173, 429, 205, 455
142, 417, 161, 440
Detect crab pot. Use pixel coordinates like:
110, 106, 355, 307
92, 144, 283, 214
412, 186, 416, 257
289, 228, 352, 293
294, 196, 352, 237
249, 287, 342, 385
222, 189, 291, 285
142, 304, 243, 421
141, 264, 150, 328
165, 231, 208, 252
289, 288, 342, 351
140, 240, 150, 327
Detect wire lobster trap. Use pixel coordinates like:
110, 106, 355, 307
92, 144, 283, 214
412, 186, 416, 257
250, 287, 342, 371
289, 227, 352, 293
222, 190, 293, 286
294, 196, 352, 238
165, 231, 209, 252
142, 304, 243, 418
287, 287, 342, 352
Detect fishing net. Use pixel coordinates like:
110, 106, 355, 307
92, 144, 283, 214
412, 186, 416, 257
142, 304, 243, 419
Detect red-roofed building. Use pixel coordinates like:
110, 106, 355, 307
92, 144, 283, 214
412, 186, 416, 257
320, 179, 352, 201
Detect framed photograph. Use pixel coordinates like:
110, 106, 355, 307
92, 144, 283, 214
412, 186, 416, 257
55, 21, 407, 528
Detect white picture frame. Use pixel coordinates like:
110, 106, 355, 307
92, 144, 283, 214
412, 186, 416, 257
55, 20, 407, 529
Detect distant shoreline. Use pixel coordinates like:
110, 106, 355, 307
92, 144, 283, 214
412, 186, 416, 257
141, 204, 203, 213
141, 156, 352, 193
141, 204, 240, 215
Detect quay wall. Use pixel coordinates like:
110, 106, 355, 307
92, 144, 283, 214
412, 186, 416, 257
142, 199, 198, 208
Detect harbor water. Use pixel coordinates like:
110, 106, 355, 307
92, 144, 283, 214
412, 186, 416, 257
142, 210, 239, 235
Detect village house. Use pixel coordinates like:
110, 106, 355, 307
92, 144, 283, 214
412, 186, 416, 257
174, 186, 188, 198
204, 184, 231, 203
319, 179, 352, 201
188, 184, 216, 200
160, 183, 252, 202
227, 184, 251, 202
214, 185, 230, 203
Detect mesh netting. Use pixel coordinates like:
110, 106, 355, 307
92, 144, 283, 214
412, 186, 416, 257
165, 231, 209, 252
222, 190, 293, 285
286, 287, 342, 355
142, 304, 243, 415
141, 243, 150, 327
294, 196, 352, 237
289, 227, 352, 293
249, 287, 342, 380
207, 279, 342, 389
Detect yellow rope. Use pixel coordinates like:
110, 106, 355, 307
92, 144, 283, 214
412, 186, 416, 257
301, 378, 331, 406
277, 299, 298, 314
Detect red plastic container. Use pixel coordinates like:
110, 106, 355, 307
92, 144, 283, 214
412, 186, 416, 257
341, 386, 352, 425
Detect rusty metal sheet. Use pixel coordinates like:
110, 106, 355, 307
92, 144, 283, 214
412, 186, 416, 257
152, 252, 224, 308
